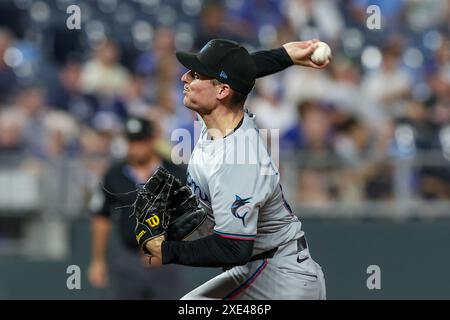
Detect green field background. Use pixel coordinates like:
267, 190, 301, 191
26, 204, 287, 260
1, 218, 449, 299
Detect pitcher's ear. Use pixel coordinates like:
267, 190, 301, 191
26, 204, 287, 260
216, 83, 231, 101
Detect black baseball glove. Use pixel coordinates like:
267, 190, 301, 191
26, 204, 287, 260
132, 167, 207, 252
133, 167, 175, 252
167, 185, 207, 241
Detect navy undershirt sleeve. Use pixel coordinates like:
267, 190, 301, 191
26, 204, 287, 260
251, 47, 294, 78
162, 234, 254, 267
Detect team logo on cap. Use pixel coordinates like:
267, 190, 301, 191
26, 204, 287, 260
230, 195, 252, 227
219, 70, 228, 79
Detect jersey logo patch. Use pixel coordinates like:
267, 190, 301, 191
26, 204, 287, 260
230, 195, 252, 227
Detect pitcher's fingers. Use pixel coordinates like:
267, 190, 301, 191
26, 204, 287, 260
308, 58, 331, 69
303, 43, 319, 56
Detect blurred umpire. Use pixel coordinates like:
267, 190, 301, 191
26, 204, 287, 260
88, 116, 186, 299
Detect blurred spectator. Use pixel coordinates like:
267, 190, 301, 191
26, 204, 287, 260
79, 125, 117, 193
403, 101, 438, 150
135, 27, 177, 78
121, 73, 150, 118
364, 163, 394, 200
283, 60, 332, 109
135, 27, 193, 139
193, 1, 236, 50
295, 100, 337, 159
418, 163, 450, 199
47, 60, 98, 124
404, 0, 449, 33
426, 40, 450, 117
38, 111, 85, 219
399, 101, 450, 200
81, 39, 131, 97
0, 109, 26, 163
283, 101, 340, 206
80, 126, 116, 160
361, 37, 412, 121
334, 116, 372, 166
227, 0, 287, 46
92, 97, 128, 128
42, 111, 80, 158
334, 116, 391, 202
0, 28, 18, 104
282, 100, 334, 152
13, 86, 48, 158
249, 76, 297, 135
77, 39, 131, 129
285, 0, 344, 42
296, 168, 336, 208
323, 54, 390, 148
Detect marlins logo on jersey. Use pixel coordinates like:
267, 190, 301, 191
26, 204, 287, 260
230, 195, 252, 227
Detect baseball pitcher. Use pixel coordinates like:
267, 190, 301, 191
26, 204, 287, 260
131, 39, 329, 299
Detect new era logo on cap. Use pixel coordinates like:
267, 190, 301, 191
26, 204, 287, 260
219, 70, 228, 79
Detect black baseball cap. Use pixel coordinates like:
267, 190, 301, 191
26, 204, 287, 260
124, 117, 154, 140
176, 39, 257, 95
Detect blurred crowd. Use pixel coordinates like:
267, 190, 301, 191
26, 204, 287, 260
0, 0, 450, 212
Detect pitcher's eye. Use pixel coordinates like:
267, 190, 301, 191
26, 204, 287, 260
194, 72, 200, 79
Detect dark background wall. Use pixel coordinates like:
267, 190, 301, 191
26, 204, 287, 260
1, 218, 449, 299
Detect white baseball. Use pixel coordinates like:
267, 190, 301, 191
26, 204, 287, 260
310, 42, 332, 65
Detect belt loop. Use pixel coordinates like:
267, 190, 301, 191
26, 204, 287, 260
297, 236, 307, 253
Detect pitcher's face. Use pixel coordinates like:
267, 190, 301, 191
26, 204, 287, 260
181, 70, 218, 114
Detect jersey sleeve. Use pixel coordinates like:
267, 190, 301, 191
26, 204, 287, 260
209, 164, 272, 241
